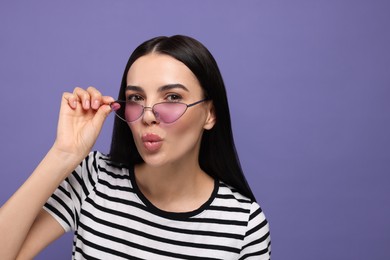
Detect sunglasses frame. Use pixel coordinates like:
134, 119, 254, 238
110, 98, 208, 124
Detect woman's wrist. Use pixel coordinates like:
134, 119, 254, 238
45, 145, 86, 180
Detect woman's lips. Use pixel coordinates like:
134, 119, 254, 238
141, 133, 163, 152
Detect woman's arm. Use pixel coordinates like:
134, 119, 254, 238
16, 207, 66, 259
0, 87, 114, 259
239, 202, 271, 259
0, 147, 81, 259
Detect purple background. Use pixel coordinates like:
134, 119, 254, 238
1, 0, 389, 259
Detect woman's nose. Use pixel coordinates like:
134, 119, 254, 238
142, 106, 159, 125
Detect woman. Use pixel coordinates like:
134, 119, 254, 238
0, 35, 271, 259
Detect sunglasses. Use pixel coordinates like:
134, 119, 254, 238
110, 99, 208, 124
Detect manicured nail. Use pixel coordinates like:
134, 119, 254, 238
93, 99, 100, 109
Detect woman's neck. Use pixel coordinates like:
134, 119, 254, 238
134, 162, 214, 213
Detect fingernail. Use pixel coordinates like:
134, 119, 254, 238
93, 99, 100, 109
85, 100, 90, 109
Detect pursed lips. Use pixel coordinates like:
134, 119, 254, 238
141, 133, 163, 152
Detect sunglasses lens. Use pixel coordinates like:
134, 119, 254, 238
154, 102, 187, 123
111, 101, 188, 123
126, 102, 144, 122
111, 101, 143, 122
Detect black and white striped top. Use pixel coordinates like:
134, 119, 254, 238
44, 151, 271, 259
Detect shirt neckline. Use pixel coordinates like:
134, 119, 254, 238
128, 166, 219, 220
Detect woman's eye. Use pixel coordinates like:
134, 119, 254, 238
127, 94, 144, 102
166, 94, 182, 102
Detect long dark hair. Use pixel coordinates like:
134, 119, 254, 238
109, 35, 256, 201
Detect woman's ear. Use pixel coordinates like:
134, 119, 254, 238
203, 102, 216, 130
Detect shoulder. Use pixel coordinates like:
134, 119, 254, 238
84, 151, 127, 172
86, 151, 131, 191
216, 182, 255, 209
72, 151, 129, 184
217, 183, 272, 257
216, 181, 269, 231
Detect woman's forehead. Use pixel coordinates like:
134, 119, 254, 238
126, 53, 201, 92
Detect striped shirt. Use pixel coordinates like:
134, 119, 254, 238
44, 151, 271, 259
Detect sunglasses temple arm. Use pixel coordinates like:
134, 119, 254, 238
187, 98, 209, 107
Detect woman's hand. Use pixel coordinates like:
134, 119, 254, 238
53, 86, 114, 160
0, 86, 114, 260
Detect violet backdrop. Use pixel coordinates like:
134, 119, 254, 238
0, 0, 389, 259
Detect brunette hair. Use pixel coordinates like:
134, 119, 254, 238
109, 35, 256, 201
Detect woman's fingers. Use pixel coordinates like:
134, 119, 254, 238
72, 87, 91, 110
91, 95, 116, 129
56, 87, 114, 155
102, 95, 116, 106
62, 92, 77, 109
86, 86, 103, 110
68, 87, 113, 111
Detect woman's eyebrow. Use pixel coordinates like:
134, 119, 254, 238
158, 84, 189, 92
125, 84, 189, 93
125, 85, 145, 93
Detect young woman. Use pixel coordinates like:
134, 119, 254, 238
0, 35, 271, 259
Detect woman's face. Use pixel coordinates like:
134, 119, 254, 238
125, 53, 215, 167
